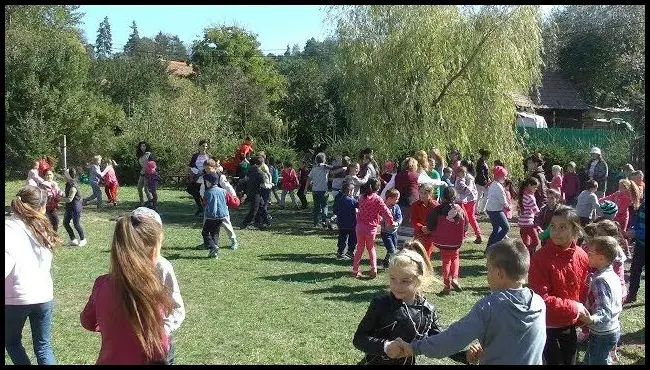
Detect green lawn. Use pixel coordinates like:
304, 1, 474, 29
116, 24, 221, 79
4, 180, 645, 365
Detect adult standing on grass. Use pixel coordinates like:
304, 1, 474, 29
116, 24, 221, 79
587, 147, 608, 198
187, 140, 211, 215
5, 185, 63, 365
136, 141, 154, 206
475, 149, 490, 215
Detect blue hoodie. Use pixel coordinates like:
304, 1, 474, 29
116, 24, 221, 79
204, 186, 229, 220
410, 287, 546, 365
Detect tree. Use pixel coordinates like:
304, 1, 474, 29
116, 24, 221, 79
95, 16, 112, 59
332, 5, 543, 176
123, 21, 139, 57
153, 32, 188, 61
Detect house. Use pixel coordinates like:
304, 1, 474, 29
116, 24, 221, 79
513, 71, 590, 129
165, 60, 195, 78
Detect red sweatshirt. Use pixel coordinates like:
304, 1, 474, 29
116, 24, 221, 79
528, 239, 590, 328
562, 172, 580, 200
410, 199, 439, 240
81, 274, 169, 364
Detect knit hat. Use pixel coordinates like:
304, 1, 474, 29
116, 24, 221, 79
493, 165, 508, 180
203, 173, 218, 186
600, 200, 618, 218
131, 207, 162, 226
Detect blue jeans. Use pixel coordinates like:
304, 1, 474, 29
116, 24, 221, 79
486, 210, 509, 250
381, 232, 398, 254
63, 201, 85, 240
5, 301, 56, 365
83, 182, 102, 205
337, 228, 356, 256
312, 191, 329, 226
587, 331, 620, 365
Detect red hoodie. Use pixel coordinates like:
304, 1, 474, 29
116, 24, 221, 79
528, 239, 589, 328
562, 172, 580, 200
410, 199, 439, 240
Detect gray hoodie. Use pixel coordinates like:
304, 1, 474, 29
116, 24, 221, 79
410, 287, 546, 365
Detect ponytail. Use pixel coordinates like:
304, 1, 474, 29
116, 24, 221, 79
10, 186, 62, 250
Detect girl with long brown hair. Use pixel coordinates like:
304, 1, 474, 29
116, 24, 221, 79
81, 214, 175, 364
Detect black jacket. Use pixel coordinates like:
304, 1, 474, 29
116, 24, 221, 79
245, 166, 264, 197
475, 158, 489, 187
353, 292, 467, 365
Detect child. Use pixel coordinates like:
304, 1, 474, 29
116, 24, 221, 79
63, 168, 87, 247
102, 159, 119, 206
528, 205, 590, 365
600, 178, 641, 237
550, 165, 563, 200
297, 159, 310, 209
475, 149, 491, 215
625, 198, 645, 304
307, 153, 330, 228
268, 156, 281, 204
380, 188, 402, 268
386, 239, 546, 365
503, 178, 516, 220
83, 155, 110, 209
426, 187, 467, 294
596, 200, 618, 223
353, 178, 396, 279
455, 166, 482, 244
238, 136, 254, 161
562, 162, 581, 207
201, 173, 229, 259
518, 177, 541, 256
200, 159, 240, 250
144, 154, 161, 210
353, 241, 467, 365
345, 162, 371, 198
279, 161, 300, 209
484, 166, 510, 251
333, 181, 358, 260
379, 160, 396, 195
80, 213, 175, 364
42, 170, 64, 231
580, 236, 623, 365
576, 180, 600, 225
26, 159, 52, 189
629, 170, 645, 199
537, 188, 563, 242
131, 207, 186, 364
410, 183, 439, 258
330, 156, 350, 200
440, 167, 453, 187
593, 220, 628, 302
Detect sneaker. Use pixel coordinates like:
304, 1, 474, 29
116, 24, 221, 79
336, 254, 345, 260
474, 237, 483, 244
451, 280, 462, 292
368, 271, 377, 279
78, 239, 88, 247
230, 239, 239, 250
208, 249, 219, 259
352, 272, 364, 279
69, 239, 79, 247
345, 252, 355, 259
438, 287, 451, 295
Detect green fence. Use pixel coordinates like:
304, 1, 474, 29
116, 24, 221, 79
515, 127, 635, 152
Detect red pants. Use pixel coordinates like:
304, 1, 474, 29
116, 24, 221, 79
440, 249, 460, 289
353, 224, 378, 274
520, 225, 540, 256
461, 201, 481, 238
104, 182, 119, 204
415, 235, 436, 259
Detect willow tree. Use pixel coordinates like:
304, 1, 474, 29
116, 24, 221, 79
332, 5, 543, 177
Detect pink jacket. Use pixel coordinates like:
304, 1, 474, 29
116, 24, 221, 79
103, 166, 118, 185
356, 193, 394, 234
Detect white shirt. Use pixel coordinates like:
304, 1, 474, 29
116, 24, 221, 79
5, 217, 54, 305
485, 181, 508, 212
156, 257, 185, 334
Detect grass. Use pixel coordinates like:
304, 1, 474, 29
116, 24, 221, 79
4, 180, 645, 365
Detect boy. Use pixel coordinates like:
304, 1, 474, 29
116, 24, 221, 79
144, 153, 161, 210
333, 181, 358, 260
441, 167, 453, 187
307, 152, 330, 228
580, 236, 623, 365
380, 188, 402, 268
576, 180, 600, 225
562, 161, 581, 207
297, 160, 310, 209
203, 173, 229, 258
83, 155, 110, 209
385, 239, 546, 365
595, 200, 618, 223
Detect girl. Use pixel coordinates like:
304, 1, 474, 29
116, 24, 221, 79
525, 153, 549, 207
297, 159, 310, 209
537, 188, 563, 242
353, 241, 467, 365
83, 155, 111, 209
379, 160, 396, 196
353, 178, 396, 279
358, 147, 378, 180
136, 141, 154, 206
475, 149, 491, 215
80, 214, 175, 364
410, 183, 439, 258
448, 149, 462, 183
454, 166, 482, 244
330, 156, 350, 200
550, 165, 563, 201
268, 157, 281, 205
345, 162, 371, 198
518, 177, 541, 256
599, 178, 641, 236
562, 161, 581, 207
427, 155, 442, 200
429, 149, 446, 176
280, 161, 300, 209
187, 141, 209, 214
103, 158, 119, 206
426, 187, 468, 294
5, 185, 63, 365
381, 157, 420, 206
144, 154, 161, 210
503, 178, 516, 220
42, 169, 64, 231
528, 205, 590, 365
25, 160, 52, 189
63, 168, 87, 247
484, 166, 510, 251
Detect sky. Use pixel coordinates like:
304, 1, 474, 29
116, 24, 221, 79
79, 5, 557, 54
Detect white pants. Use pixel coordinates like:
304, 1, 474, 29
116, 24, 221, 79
476, 184, 488, 214
221, 216, 236, 240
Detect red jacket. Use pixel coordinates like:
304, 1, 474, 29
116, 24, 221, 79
528, 239, 589, 328
562, 172, 580, 200
410, 199, 438, 240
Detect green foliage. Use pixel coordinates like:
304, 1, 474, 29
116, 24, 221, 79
95, 16, 112, 59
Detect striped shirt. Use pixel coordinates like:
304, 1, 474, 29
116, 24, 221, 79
518, 193, 540, 226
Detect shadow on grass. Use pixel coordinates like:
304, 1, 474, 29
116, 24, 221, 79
454, 264, 487, 278
624, 301, 645, 310
259, 252, 352, 266
258, 270, 351, 283
459, 248, 486, 261
164, 253, 213, 261
304, 284, 387, 303
457, 285, 491, 297
621, 327, 645, 345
